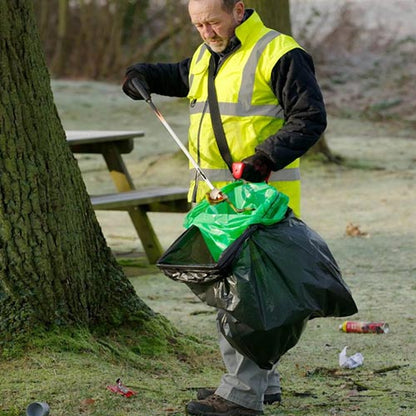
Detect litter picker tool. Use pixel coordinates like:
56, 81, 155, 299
131, 78, 251, 213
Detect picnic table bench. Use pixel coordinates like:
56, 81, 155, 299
66, 130, 190, 264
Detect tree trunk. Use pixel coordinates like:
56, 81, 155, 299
0, 1, 154, 341
245, 0, 336, 161
245, 0, 292, 34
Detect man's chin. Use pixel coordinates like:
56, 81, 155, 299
207, 41, 227, 53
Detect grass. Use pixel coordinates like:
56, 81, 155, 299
2, 263, 415, 415
0, 349, 218, 415
0, 316, 222, 416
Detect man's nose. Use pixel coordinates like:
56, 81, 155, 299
201, 24, 215, 38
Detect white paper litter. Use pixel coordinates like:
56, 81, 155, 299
339, 346, 364, 369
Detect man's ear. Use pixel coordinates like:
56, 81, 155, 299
233, 1, 245, 23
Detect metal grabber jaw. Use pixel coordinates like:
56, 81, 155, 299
206, 188, 226, 204
206, 188, 254, 214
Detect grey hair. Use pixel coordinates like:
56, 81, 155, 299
188, 0, 242, 13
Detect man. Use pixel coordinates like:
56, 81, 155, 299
123, 1, 326, 414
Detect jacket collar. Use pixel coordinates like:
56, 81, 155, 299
208, 9, 256, 59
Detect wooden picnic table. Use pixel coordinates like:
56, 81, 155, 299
66, 130, 190, 264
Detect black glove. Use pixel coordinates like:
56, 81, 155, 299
240, 152, 273, 182
122, 73, 151, 101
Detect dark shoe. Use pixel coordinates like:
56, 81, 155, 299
197, 389, 281, 405
186, 394, 263, 415
197, 388, 217, 400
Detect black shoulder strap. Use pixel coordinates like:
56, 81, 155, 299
207, 55, 233, 172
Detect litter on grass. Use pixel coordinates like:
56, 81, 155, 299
339, 346, 364, 369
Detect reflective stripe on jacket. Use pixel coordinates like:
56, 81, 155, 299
187, 10, 302, 216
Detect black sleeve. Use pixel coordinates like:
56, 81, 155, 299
125, 58, 191, 98
256, 48, 327, 170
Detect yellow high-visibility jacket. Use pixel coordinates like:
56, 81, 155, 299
187, 10, 302, 216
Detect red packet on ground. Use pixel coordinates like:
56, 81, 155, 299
106, 378, 136, 398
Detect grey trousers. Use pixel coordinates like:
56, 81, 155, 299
214, 321, 281, 411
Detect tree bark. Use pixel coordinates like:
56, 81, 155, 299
0, 1, 153, 340
245, 0, 292, 34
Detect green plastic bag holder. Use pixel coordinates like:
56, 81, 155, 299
183, 181, 289, 260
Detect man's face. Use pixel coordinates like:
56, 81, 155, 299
188, 0, 245, 53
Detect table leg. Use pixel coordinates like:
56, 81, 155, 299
102, 144, 135, 191
102, 145, 164, 263
127, 207, 163, 264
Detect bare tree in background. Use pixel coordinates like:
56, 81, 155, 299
33, 0, 195, 80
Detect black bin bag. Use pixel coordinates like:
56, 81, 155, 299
157, 185, 358, 369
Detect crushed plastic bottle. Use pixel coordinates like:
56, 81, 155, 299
106, 378, 136, 397
339, 321, 389, 334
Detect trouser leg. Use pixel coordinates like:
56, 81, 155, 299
265, 370, 281, 395
214, 319, 281, 411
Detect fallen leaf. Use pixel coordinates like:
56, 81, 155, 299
346, 222, 368, 237
80, 398, 95, 406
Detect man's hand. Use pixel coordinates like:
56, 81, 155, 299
238, 152, 273, 182
122, 74, 151, 100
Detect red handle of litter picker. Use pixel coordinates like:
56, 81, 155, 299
232, 161, 271, 182
232, 162, 245, 179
